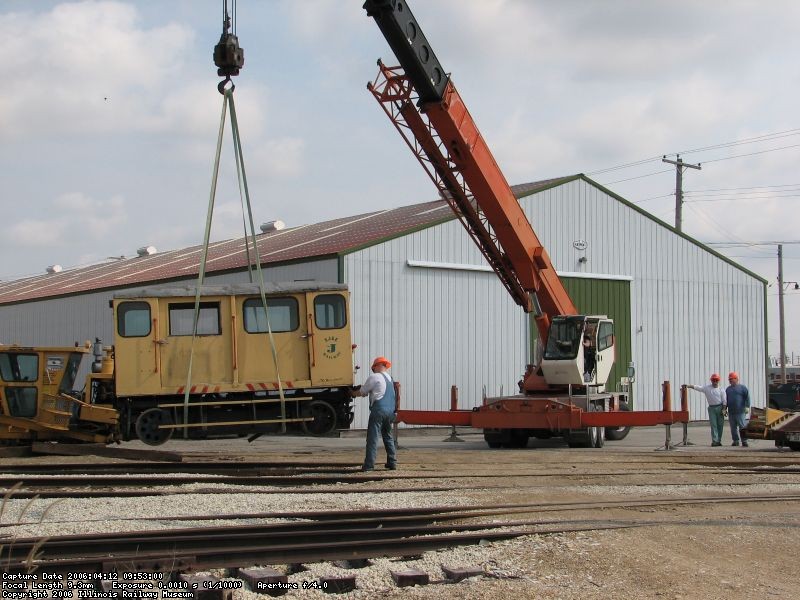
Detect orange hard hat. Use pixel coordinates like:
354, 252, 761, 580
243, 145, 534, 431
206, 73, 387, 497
372, 356, 391, 369
710, 373, 720, 381
728, 371, 739, 380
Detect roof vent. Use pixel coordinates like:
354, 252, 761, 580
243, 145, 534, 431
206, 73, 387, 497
137, 245, 158, 257
260, 220, 286, 233
46, 264, 63, 274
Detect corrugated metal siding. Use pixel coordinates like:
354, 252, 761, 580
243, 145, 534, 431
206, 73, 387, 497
346, 179, 766, 427
345, 220, 526, 429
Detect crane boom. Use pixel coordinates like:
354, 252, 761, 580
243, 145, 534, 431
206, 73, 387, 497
364, 0, 576, 343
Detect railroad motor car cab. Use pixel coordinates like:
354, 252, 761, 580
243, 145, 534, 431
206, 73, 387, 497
91, 282, 356, 445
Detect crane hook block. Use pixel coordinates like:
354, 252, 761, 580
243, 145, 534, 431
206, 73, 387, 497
214, 31, 244, 78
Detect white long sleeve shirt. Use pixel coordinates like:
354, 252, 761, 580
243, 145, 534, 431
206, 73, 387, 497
359, 372, 394, 407
690, 384, 727, 407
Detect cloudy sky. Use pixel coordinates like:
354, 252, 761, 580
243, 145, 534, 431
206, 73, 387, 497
1, 0, 798, 359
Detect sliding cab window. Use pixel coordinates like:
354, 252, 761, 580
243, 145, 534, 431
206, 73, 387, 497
0, 353, 39, 382
169, 302, 221, 336
243, 297, 299, 333
314, 294, 347, 330
117, 301, 152, 337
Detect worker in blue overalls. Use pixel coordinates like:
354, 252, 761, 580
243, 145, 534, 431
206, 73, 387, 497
352, 356, 397, 471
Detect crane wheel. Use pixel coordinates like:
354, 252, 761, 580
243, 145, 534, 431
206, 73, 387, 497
300, 400, 338, 436
567, 405, 604, 448
590, 404, 605, 448
567, 428, 591, 448
135, 408, 174, 446
605, 402, 631, 441
508, 429, 530, 449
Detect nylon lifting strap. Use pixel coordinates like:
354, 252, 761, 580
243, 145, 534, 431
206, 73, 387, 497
182, 88, 289, 436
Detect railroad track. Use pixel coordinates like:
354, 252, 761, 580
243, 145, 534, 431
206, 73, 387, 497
4, 494, 800, 573
3, 454, 800, 475
0, 460, 360, 476
10, 492, 800, 526
2, 466, 799, 487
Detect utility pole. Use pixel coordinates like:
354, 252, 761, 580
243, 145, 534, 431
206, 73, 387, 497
662, 154, 701, 232
779, 244, 786, 384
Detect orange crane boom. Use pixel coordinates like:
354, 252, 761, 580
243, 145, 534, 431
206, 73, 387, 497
364, 2, 576, 345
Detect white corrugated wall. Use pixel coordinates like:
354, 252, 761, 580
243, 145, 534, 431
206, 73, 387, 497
345, 178, 766, 428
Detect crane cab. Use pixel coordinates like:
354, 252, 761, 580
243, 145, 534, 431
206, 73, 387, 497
540, 316, 615, 388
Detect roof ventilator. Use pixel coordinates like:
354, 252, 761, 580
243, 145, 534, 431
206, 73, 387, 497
260, 220, 285, 233
46, 265, 63, 274
137, 246, 158, 257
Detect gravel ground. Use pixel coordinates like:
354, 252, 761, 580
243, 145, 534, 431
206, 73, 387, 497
2, 426, 800, 598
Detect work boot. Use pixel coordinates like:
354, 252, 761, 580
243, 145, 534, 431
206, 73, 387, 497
731, 440, 740, 446
385, 463, 397, 470
742, 440, 749, 447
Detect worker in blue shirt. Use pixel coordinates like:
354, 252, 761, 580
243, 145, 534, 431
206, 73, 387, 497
725, 372, 751, 447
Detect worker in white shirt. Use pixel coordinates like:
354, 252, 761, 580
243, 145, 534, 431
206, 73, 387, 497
686, 373, 727, 446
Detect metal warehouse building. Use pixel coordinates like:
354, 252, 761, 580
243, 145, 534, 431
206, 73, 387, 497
0, 175, 768, 428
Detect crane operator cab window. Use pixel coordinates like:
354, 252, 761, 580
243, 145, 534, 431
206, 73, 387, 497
0, 353, 39, 417
597, 321, 614, 351
543, 316, 585, 360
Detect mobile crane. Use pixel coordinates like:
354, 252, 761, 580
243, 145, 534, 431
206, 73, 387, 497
364, 0, 688, 447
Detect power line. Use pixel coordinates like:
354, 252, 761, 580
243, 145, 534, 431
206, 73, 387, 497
699, 142, 800, 164
685, 188, 800, 198
677, 129, 800, 155
686, 183, 800, 193
684, 203, 733, 241
586, 155, 664, 176
586, 127, 800, 177
632, 193, 673, 204
705, 241, 800, 246
601, 168, 673, 185
685, 194, 800, 203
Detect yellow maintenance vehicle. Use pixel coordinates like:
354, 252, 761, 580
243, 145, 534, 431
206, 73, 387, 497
745, 406, 800, 451
0, 344, 118, 444
0, 282, 356, 446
